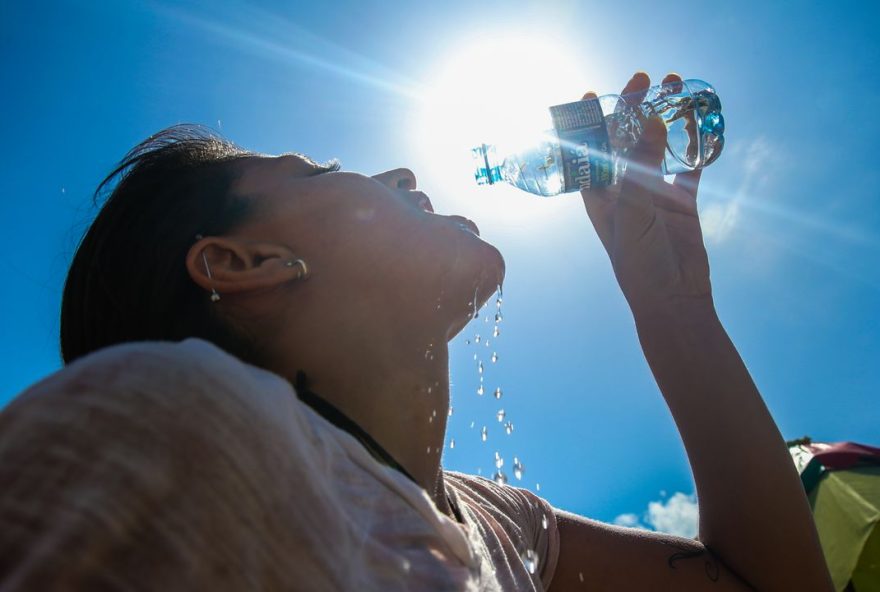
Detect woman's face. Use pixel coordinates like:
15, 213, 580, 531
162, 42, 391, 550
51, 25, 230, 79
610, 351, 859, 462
229, 154, 505, 340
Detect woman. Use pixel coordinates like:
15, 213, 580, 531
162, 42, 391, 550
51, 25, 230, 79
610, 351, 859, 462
0, 72, 833, 590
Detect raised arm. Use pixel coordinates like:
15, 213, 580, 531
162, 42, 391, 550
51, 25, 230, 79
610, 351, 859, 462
549, 72, 833, 591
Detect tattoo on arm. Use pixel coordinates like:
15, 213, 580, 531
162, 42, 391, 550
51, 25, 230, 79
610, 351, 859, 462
663, 541, 757, 590
664, 541, 720, 582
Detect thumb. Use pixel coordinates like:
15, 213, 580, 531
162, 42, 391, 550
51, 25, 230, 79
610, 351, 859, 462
614, 115, 667, 245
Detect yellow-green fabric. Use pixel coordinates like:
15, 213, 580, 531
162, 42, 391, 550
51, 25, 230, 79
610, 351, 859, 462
809, 467, 880, 591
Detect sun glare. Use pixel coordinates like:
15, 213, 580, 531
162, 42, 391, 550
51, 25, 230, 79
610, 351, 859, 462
409, 32, 609, 233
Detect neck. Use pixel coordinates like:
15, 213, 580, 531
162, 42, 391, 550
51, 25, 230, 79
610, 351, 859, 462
273, 320, 454, 514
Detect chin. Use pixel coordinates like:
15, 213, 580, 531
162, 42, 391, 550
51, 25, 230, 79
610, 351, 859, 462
443, 239, 505, 341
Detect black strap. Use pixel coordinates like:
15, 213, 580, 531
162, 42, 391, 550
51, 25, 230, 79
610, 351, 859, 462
293, 371, 418, 485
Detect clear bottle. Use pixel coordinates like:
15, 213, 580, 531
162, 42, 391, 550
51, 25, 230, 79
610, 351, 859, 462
472, 79, 725, 196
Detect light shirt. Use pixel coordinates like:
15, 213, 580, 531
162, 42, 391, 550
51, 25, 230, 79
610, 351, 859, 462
0, 339, 559, 591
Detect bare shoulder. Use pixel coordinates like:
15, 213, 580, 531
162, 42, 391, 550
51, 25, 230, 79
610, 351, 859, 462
549, 509, 756, 592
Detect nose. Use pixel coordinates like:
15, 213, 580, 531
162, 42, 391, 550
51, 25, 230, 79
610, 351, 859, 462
372, 168, 417, 191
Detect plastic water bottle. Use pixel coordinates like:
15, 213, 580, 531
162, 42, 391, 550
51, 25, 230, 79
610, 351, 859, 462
472, 79, 724, 196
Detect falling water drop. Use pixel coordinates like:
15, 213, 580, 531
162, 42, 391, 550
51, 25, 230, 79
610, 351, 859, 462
448, 406, 454, 416
449, 438, 455, 449
496, 297, 503, 309
542, 514, 548, 530
520, 549, 538, 574
496, 408, 506, 422
494, 452, 504, 469
536, 483, 541, 492
491, 352, 498, 363
504, 421, 514, 435
485, 340, 490, 348
493, 470, 508, 485
579, 572, 584, 583
465, 339, 470, 345
477, 385, 484, 396
470, 421, 475, 428
478, 362, 484, 375
493, 326, 500, 338
513, 457, 524, 480
481, 426, 488, 442
473, 353, 478, 361
475, 334, 481, 344
495, 312, 503, 323
493, 387, 503, 400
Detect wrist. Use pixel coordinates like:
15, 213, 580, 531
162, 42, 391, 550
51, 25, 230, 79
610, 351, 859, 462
631, 296, 720, 335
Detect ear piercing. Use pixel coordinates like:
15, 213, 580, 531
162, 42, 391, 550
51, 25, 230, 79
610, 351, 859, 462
284, 258, 309, 280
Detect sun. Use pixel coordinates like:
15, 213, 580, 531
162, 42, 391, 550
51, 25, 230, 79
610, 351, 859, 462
408, 31, 609, 230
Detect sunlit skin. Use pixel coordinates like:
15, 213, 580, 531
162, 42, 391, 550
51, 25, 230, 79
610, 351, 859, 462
187, 72, 833, 590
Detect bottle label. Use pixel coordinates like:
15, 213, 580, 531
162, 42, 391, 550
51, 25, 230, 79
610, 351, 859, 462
549, 99, 613, 191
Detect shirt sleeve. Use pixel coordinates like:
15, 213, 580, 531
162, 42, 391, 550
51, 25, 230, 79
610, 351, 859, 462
445, 472, 561, 590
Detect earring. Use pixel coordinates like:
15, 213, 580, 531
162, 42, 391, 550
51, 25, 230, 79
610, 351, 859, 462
201, 251, 221, 303
285, 258, 309, 280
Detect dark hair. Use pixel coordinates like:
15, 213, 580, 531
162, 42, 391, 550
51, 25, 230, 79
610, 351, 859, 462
61, 125, 264, 365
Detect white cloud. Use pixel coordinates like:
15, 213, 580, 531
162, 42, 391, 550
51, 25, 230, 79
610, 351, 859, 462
612, 491, 699, 539
647, 492, 699, 538
612, 513, 643, 528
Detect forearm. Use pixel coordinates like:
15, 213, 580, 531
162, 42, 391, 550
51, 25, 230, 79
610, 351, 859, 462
634, 302, 832, 591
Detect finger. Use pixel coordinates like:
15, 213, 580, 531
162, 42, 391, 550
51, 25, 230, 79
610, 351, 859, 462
582, 188, 616, 255
661, 72, 683, 94
621, 71, 650, 107
672, 169, 702, 200
582, 91, 598, 100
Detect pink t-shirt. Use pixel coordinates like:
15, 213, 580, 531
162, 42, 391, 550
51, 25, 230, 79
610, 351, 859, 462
0, 339, 559, 591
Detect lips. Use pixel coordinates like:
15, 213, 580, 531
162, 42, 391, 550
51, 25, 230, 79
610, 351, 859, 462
447, 214, 480, 236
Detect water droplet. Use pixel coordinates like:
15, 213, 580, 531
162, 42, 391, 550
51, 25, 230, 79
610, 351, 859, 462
481, 426, 488, 442
475, 334, 481, 344
449, 438, 455, 449
477, 467, 482, 475
494, 451, 504, 468
473, 353, 478, 361
465, 339, 470, 345
474, 311, 479, 319
485, 340, 490, 348
491, 352, 498, 363
470, 421, 475, 428
578, 572, 584, 583
496, 297, 503, 309
504, 421, 514, 435
521, 549, 538, 574
478, 362, 483, 375
493, 387, 503, 399
432, 409, 437, 417
536, 482, 541, 491
496, 408, 506, 422
427, 386, 432, 394
542, 514, 548, 529
494, 470, 508, 485
448, 406, 454, 416
402, 558, 411, 572
435, 447, 440, 454
426, 446, 431, 453
513, 457, 524, 480
493, 326, 500, 338
477, 385, 484, 396
495, 313, 503, 323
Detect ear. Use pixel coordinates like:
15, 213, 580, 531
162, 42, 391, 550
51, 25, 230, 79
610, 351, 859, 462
186, 236, 304, 297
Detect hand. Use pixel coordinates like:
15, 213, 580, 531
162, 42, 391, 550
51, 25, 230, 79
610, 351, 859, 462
582, 72, 713, 321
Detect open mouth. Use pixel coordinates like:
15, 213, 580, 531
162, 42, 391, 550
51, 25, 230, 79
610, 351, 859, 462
447, 215, 480, 236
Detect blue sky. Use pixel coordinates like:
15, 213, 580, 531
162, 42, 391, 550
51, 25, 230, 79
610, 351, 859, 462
2, 0, 878, 532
